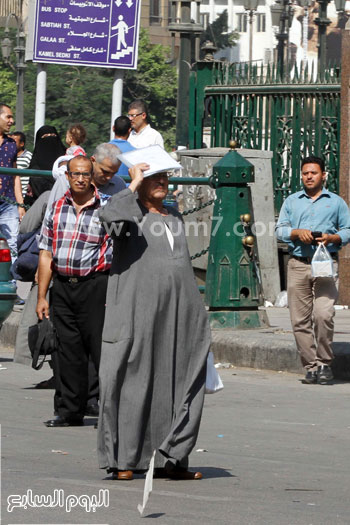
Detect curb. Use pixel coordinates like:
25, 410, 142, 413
3, 311, 350, 379
212, 330, 303, 373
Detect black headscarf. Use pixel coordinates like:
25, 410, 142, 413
26, 125, 66, 204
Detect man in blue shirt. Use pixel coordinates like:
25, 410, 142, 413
276, 156, 350, 384
109, 115, 135, 177
0, 104, 25, 261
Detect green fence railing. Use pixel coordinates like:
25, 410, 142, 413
189, 61, 341, 213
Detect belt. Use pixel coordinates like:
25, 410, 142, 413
291, 254, 338, 264
55, 270, 109, 283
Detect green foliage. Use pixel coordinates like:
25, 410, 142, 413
123, 29, 177, 149
3, 28, 177, 152
0, 66, 16, 109
200, 10, 239, 53
23, 61, 116, 153
0, 28, 20, 124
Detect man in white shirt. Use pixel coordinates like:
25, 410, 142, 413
127, 99, 164, 149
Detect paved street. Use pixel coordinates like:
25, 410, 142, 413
1, 346, 350, 525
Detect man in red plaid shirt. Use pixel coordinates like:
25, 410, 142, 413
36, 155, 112, 427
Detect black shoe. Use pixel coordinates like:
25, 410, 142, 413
317, 365, 333, 384
44, 416, 84, 427
35, 376, 56, 389
303, 370, 318, 384
85, 404, 99, 417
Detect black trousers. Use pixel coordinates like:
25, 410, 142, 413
51, 352, 99, 414
51, 272, 108, 419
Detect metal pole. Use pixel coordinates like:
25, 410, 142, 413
302, 8, 309, 68
176, 1, 192, 148
286, 3, 291, 76
14, 24, 26, 130
110, 69, 124, 140
168, 1, 203, 148
249, 10, 253, 64
315, 0, 331, 77
34, 63, 47, 135
276, 2, 288, 76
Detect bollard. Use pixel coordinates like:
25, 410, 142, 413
205, 142, 269, 329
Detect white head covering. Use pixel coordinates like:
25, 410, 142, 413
46, 155, 74, 211
52, 154, 74, 180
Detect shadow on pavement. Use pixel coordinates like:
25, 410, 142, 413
197, 466, 235, 479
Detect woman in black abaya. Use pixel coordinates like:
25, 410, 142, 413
25, 126, 65, 206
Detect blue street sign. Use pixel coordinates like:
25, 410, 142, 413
33, 0, 141, 69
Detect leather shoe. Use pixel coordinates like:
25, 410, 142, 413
44, 416, 84, 427
35, 376, 56, 389
317, 364, 333, 384
112, 470, 133, 480
85, 404, 99, 417
154, 468, 168, 478
303, 370, 317, 384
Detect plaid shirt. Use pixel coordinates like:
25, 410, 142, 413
39, 187, 112, 276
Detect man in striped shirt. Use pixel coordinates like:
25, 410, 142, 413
9, 131, 32, 196
36, 155, 112, 427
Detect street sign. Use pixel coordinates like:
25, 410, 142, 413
32, 0, 141, 69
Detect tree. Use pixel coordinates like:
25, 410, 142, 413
2, 28, 177, 152
0, 28, 22, 129
0, 68, 16, 109
123, 30, 177, 149
200, 10, 239, 54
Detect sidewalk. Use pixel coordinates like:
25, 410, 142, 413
211, 307, 350, 378
2, 306, 350, 377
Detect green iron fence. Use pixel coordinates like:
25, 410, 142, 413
189, 61, 341, 212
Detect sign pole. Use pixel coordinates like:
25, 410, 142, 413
110, 69, 124, 140
34, 63, 47, 136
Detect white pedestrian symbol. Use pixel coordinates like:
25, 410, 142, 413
112, 15, 128, 51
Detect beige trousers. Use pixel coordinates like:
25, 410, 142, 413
287, 257, 338, 371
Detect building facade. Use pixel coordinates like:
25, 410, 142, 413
197, 0, 343, 69
141, 0, 174, 47
0, 0, 23, 26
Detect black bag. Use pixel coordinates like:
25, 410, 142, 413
28, 318, 59, 370
11, 229, 40, 281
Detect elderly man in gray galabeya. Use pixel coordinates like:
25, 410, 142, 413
97, 164, 211, 481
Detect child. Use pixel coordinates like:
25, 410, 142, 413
65, 123, 87, 156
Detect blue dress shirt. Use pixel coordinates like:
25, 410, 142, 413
275, 188, 350, 257
109, 138, 135, 176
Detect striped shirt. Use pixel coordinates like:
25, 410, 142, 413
39, 186, 112, 276
16, 149, 32, 196
16, 149, 32, 169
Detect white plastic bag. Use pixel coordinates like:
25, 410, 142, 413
274, 290, 288, 308
205, 351, 224, 394
311, 243, 335, 278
